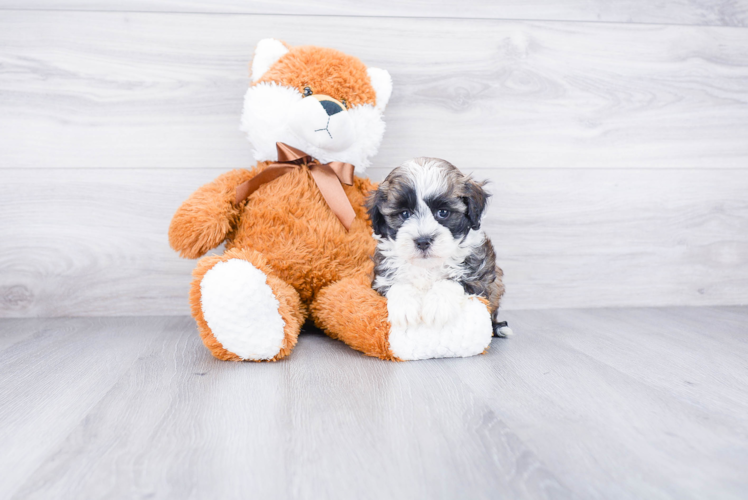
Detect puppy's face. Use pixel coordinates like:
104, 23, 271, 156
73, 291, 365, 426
367, 158, 489, 267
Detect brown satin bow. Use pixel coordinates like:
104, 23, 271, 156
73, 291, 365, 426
234, 142, 356, 230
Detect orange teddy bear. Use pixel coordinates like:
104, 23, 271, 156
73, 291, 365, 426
169, 39, 494, 361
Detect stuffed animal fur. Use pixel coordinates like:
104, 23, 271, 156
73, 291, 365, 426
169, 39, 494, 361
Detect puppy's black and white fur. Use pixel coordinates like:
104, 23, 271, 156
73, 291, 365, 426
367, 157, 511, 337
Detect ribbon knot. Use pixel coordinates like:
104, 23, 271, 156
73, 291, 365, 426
234, 142, 356, 230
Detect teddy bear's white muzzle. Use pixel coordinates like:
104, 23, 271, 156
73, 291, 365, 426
288, 96, 355, 152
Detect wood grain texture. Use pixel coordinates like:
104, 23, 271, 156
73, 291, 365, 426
1, 9, 748, 316
1, 308, 746, 499
1, 11, 748, 172
1, 167, 747, 318
1, 0, 748, 27
447, 307, 748, 499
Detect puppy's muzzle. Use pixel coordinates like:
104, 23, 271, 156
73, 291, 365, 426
414, 236, 433, 251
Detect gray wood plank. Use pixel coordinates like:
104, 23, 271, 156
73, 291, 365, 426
1, 12, 748, 172
2, 167, 747, 317
0, 316, 180, 497
1, 0, 747, 27
539, 307, 748, 417
451, 307, 748, 500
1, 316, 572, 500
1, 308, 747, 499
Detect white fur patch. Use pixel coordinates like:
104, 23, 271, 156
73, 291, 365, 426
401, 157, 452, 199
288, 96, 355, 152
388, 295, 493, 360
240, 82, 302, 162
200, 259, 286, 360
240, 82, 385, 173
251, 38, 289, 82
420, 280, 466, 326
367, 68, 392, 112
386, 283, 422, 327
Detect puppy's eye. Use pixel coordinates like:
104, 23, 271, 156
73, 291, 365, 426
341, 98, 348, 109
436, 209, 450, 219
400, 211, 412, 220
303, 86, 313, 97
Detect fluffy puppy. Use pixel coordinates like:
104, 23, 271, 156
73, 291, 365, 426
367, 157, 511, 337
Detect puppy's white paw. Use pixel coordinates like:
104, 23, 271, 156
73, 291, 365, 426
421, 280, 466, 326
386, 283, 422, 327
388, 294, 493, 361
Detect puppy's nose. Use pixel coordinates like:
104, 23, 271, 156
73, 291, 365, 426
320, 100, 343, 116
414, 236, 433, 251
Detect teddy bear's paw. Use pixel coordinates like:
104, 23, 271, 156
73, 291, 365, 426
385, 283, 422, 328
387, 296, 493, 361
199, 258, 286, 360
420, 280, 467, 326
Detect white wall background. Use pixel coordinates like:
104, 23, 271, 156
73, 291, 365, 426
1, 1, 747, 317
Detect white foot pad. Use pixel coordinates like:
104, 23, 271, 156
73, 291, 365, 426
200, 259, 286, 360
387, 296, 493, 361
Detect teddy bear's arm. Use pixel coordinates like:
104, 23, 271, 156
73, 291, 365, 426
168, 168, 255, 259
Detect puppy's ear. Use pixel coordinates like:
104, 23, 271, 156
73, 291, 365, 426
463, 179, 490, 231
366, 187, 392, 238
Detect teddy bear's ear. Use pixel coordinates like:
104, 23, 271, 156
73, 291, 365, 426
367, 68, 392, 113
251, 38, 290, 82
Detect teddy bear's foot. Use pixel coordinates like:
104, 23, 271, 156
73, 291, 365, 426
387, 296, 493, 361
312, 275, 494, 361
191, 248, 305, 361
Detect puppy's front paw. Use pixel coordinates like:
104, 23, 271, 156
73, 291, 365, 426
386, 284, 422, 327
421, 280, 466, 326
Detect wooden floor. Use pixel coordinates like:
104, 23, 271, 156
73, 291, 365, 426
1, 307, 746, 499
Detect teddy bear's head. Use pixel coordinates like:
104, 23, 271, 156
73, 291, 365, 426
241, 39, 392, 173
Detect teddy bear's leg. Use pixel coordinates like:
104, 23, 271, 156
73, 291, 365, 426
312, 275, 494, 361
310, 275, 398, 360
191, 248, 305, 361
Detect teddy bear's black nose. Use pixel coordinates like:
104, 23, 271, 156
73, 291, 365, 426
320, 100, 343, 116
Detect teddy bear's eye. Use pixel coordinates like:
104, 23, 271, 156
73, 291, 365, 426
341, 98, 348, 109
303, 86, 313, 97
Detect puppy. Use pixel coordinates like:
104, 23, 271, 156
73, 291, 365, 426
366, 157, 511, 337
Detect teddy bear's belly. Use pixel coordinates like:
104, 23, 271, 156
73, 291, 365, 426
226, 169, 375, 304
